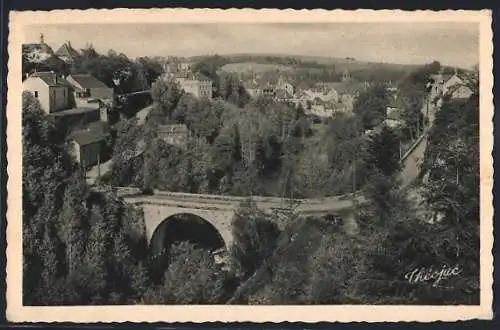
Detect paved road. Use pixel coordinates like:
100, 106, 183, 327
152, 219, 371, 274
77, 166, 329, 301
86, 159, 113, 185
136, 104, 152, 125
86, 104, 153, 185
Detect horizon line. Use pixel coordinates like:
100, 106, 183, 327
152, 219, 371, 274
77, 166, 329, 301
27, 41, 472, 70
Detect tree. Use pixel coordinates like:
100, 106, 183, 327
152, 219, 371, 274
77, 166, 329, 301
365, 124, 401, 177
219, 72, 250, 107
74, 46, 136, 93
72, 207, 110, 304
397, 61, 442, 138
143, 242, 228, 304
294, 144, 331, 198
399, 94, 424, 141
150, 78, 182, 121
419, 94, 480, 303
57, 176, 89, 277
230, 201, 281, 280
173, 95, 223, 143
305, 234, 364, 304
23, 92, 156, 305
353, 84, 390, 130
107, 118, 145, 187
361, 124, 404, 222
210, 123, 243, 183
355, 88, 479, 305
136, 57, 164, 86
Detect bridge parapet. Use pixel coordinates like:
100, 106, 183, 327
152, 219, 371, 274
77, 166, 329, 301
122, 192, 366, 215
119, 188, 361, 205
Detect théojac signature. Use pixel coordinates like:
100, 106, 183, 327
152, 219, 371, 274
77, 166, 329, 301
405, 264, 462, 287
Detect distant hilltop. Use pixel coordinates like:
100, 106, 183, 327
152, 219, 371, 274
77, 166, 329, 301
193, 53, 469, 70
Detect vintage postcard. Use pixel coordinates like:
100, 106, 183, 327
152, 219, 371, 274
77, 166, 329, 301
6, 8, 493, 323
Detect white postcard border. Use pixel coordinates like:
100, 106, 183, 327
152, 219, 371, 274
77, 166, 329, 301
6, 8, 494, 323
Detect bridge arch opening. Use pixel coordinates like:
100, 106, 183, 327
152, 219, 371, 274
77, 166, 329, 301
149, 213, 226, 270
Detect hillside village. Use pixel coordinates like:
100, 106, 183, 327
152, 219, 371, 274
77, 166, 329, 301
22, 34, 474, 179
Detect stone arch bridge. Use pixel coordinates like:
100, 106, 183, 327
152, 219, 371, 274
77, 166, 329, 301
118, 189, 364, 256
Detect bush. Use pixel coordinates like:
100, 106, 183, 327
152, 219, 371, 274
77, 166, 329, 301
229, 201, 281, 279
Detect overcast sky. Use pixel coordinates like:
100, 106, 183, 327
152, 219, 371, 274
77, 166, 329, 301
24, 23, 479, 68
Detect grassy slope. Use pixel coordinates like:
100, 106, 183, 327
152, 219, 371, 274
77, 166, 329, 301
219, 62, 294, 73
191, 53, 421, 73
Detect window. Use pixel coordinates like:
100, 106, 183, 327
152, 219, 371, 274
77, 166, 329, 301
34, 91, 38, 98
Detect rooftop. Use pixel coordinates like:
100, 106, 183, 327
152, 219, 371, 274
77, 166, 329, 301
192, 72, 212, 82
29, 71, 69, 87
68, 128, 107, 146
49, 107, 101, 117
55, 42, 80, 59
329, 81, 368, 95
68, 74, 111, 89
67, 121, 108, 146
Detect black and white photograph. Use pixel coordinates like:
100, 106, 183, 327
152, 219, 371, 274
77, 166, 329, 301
6, 9, 493, 323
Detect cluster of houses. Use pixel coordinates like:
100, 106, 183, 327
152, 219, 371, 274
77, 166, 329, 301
241, 70, 370, 119
24, 34, 81, 65
382, 69, 475, 130
162, 58, 213, 99
159, 59, 374, 122
23, 34, 114, 169
23, 70, 114, 169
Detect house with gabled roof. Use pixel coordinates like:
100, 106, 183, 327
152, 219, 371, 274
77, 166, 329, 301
175, 72, 213, 99
23, 71, 71, 113
66, 74, 114, 107
55, 41, 80, 64
243, 80, 263, 99
322, 80, 369, 111
67, 122, 109, 168
442, 73, 474, 100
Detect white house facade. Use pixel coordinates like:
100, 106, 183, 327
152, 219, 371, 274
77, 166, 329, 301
23, 72, 71, 114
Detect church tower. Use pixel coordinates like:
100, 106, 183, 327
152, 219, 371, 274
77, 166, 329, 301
342, 68, 351, 82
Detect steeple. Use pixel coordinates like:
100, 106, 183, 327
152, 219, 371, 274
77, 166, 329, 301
40, 33, 44, 44
342, 68, 351, 82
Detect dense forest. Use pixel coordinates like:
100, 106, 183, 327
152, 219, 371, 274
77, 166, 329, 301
22, 49, 480, 305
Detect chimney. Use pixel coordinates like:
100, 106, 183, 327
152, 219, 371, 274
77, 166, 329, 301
40, 33, 44, 44
50, 71, 57, 84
